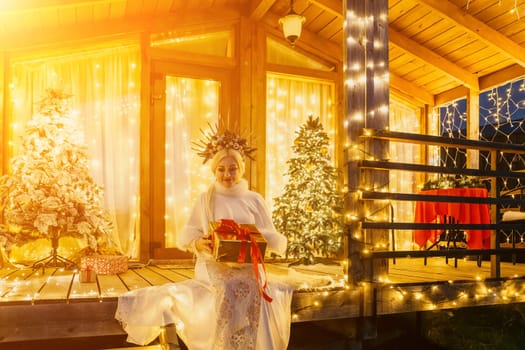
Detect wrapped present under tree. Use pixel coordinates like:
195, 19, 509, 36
81, 254, 128, 275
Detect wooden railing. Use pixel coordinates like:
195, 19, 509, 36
351, 129, 525, 281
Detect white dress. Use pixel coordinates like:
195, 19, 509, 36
115, 179, 293, 350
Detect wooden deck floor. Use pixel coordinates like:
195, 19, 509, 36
0, 260, 346, 305
388, 256, 525, 283
3, 257, 524, 303
2, 258, 525, 345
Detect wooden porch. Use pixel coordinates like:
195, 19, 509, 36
3, 257, 525, 347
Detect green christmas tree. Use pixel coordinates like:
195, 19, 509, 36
272, 116, 344, 265
0, 89, 118, 266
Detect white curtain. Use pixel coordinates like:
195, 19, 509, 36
8, 44, 141, 258
266, 73, 336, 210
164, 76, 219, 247
389, 98, 422, 250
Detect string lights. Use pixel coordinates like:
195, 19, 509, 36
163, 77, 218, 247
6, 48, 141, 261
265, 73, 336, 212
439, 78, 525, 192
344, 8, 404, 252
345, 2, 525, 255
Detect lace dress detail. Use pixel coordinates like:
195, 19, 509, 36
207, 261, 261, 350
115, 263, 294, 349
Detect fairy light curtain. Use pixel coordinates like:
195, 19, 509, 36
438, 99, 468, 169
389, 99, 421, 250
266, 73, 335, 210
438, 78, 525, 194
8, 44, 141, 258
164, 76, 218, 248
479, 80, 525, 191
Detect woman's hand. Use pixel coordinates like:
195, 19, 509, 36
194, 237, 212, 254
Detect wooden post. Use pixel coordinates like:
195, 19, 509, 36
345, 0, 390, 284
238, 17, 266, 195
139, 33, 153, 262
466, 89, 480, 170
490, 148, 500, 278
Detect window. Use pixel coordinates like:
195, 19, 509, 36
266, 73, 336, 209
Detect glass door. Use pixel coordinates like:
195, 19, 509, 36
150, 62, 230, 258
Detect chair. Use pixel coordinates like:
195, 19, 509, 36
499, 185, 525, 247
499, 185, 525, 263
423, 215, 468, 267
426, 215, 467, 251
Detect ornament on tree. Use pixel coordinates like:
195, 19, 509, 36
272, 115, 344, 265
0, 89, 120, 268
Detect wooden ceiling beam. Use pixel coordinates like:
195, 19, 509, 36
434, 86, 469, 106
390, 73, 435, 106
0, 19, 142, 51
389, 28, 479, 90
265, 26, 342, 65
433, 65, 525, 105
432, 66, 525, 106
308, 0, 343, 18
0, 0, 113, 12
0, 10, 241, 51
390, 88, 426, 109
418, 0, 525, 68
249, 0, 277, 20
479, 64, 525, 91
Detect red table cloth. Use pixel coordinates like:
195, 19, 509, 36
414, 187, 491, 249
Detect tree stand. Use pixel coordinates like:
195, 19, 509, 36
32, 226, 77, 272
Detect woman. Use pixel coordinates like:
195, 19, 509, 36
116, 130, 293, 350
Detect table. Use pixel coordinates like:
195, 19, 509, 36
414, 187, 491, 249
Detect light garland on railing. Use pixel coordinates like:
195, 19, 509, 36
377, 276, 525, 312
421, 175, 487, 190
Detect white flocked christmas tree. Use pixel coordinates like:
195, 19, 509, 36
0, 89, 118, 266
272, 116, 344, 265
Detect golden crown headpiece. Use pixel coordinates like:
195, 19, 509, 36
193, 123, 257, 164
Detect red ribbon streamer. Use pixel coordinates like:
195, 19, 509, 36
216, 219, 273, 302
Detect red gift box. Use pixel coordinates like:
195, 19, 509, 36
209, 220, 267, 263
81, 255, 128, 275
209, 219, 272, 302
79, 267, 96, 283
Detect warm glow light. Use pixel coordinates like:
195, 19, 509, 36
279, 0, 305, 46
